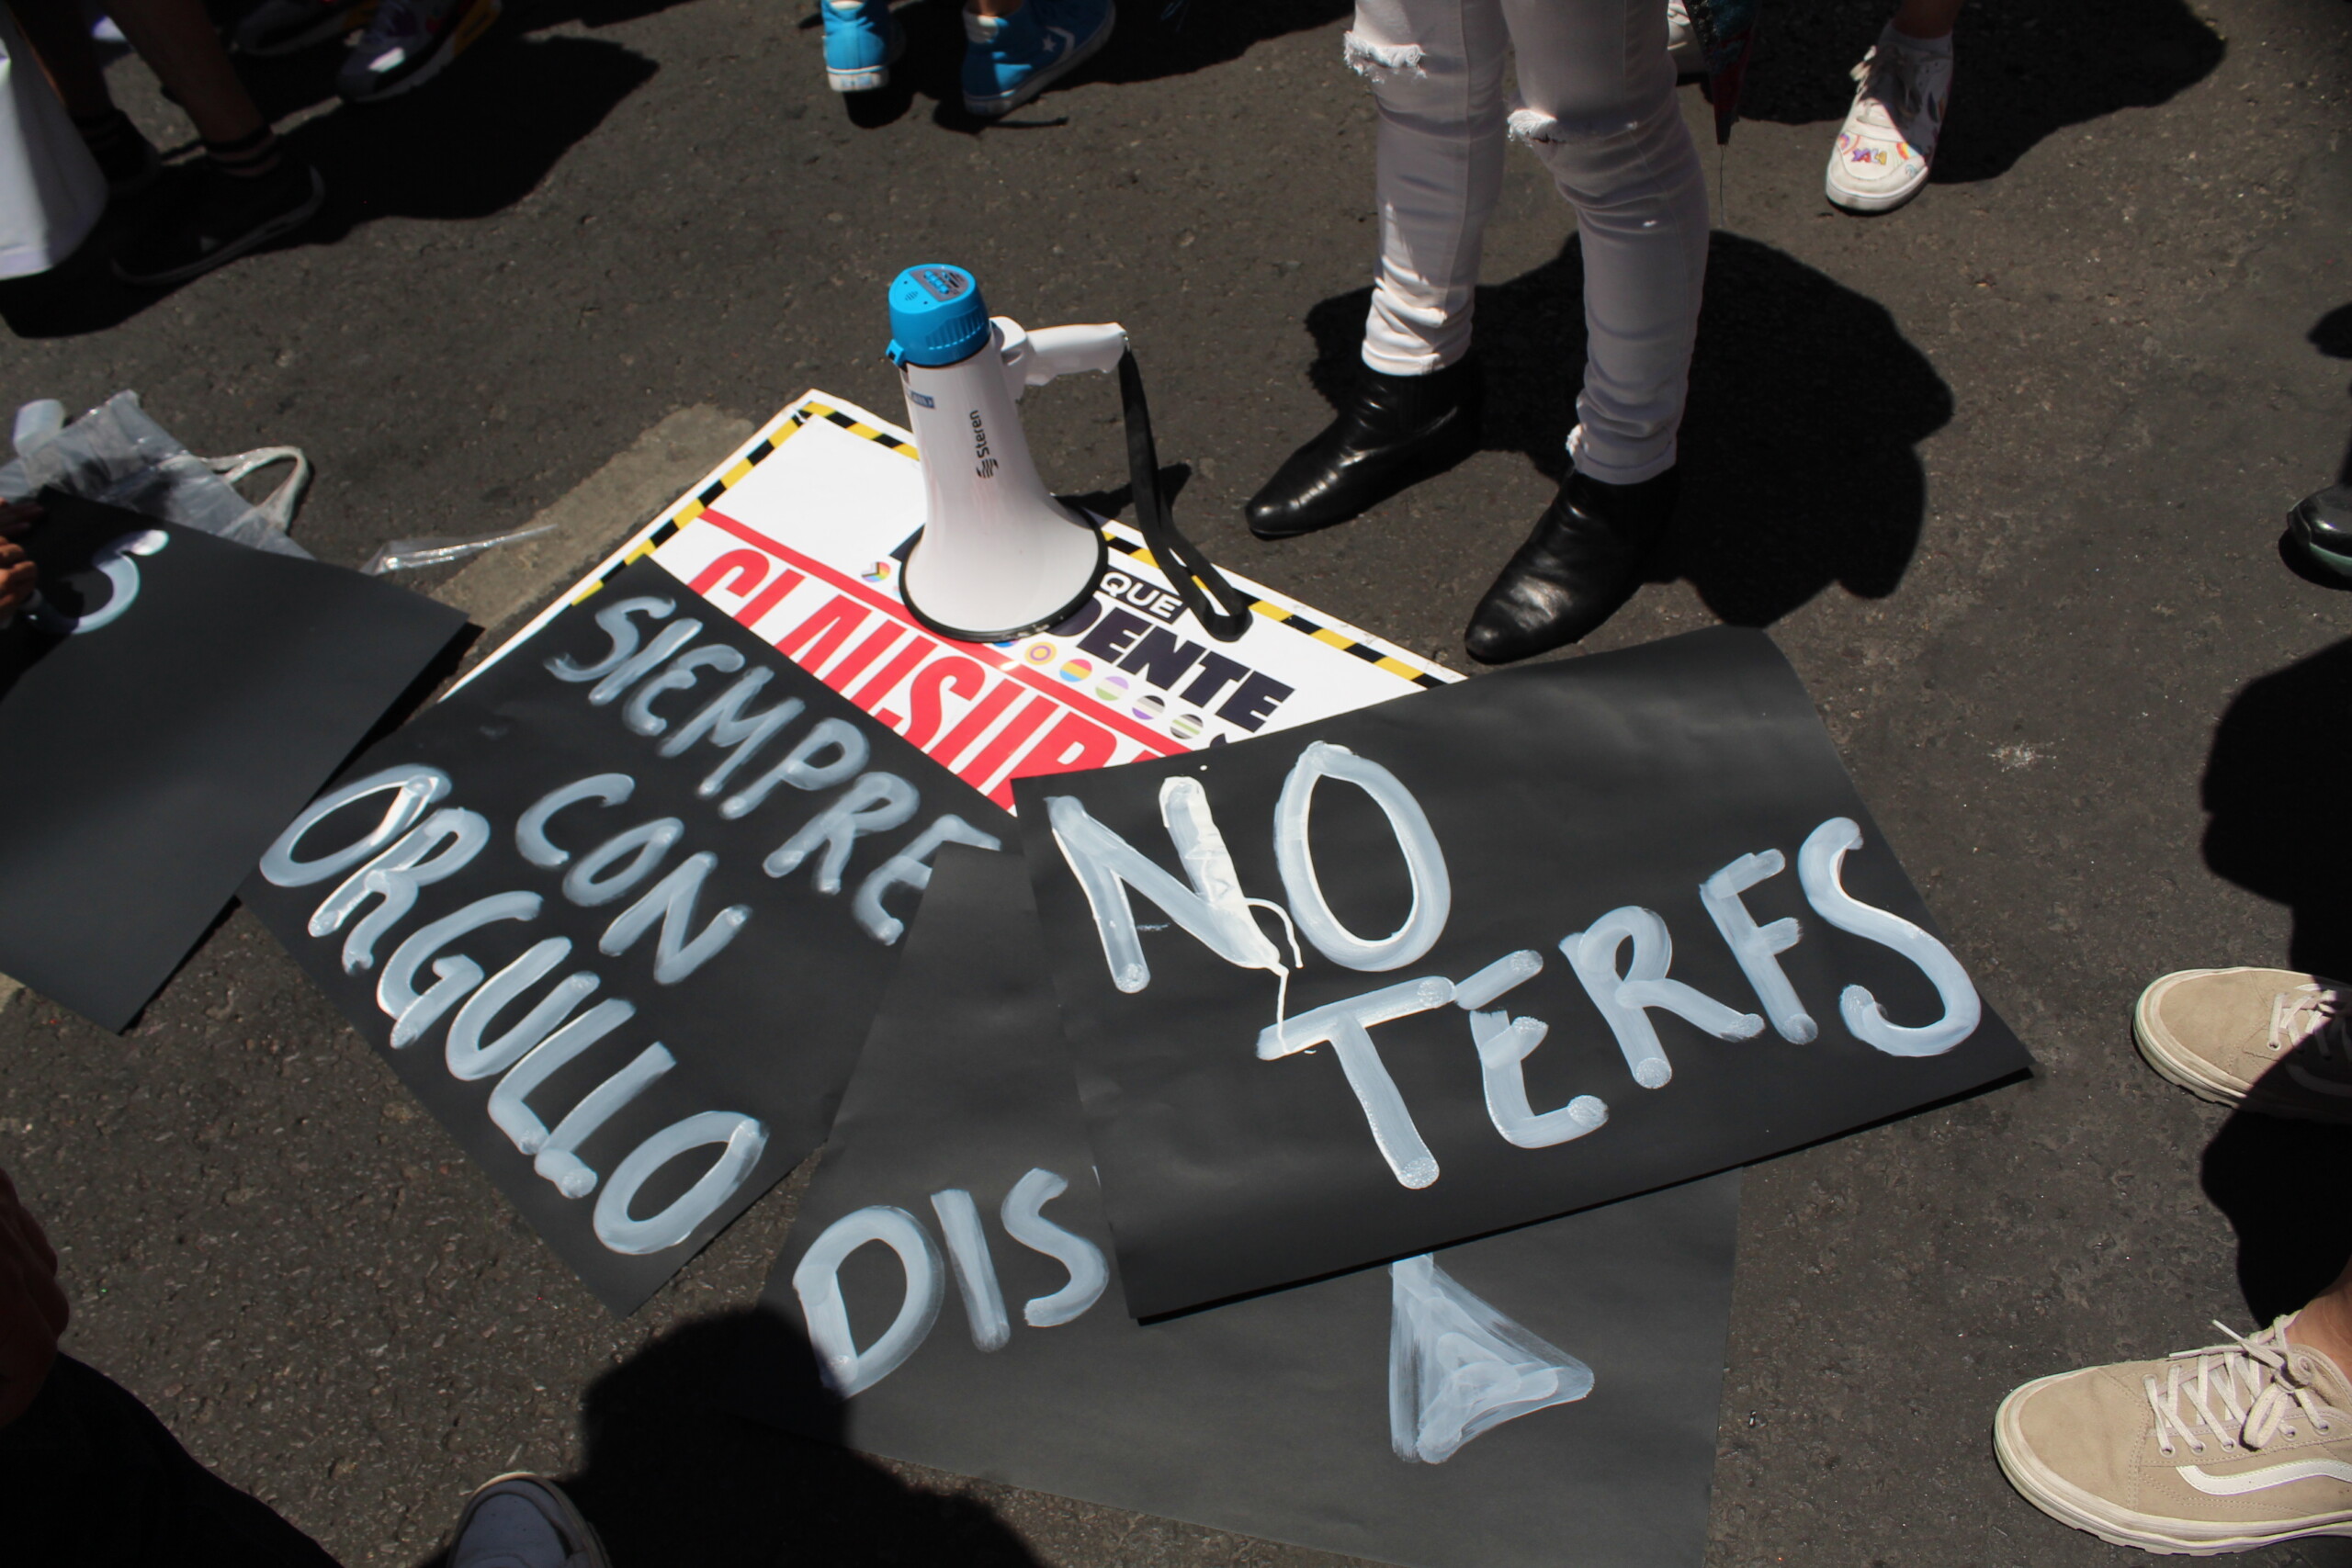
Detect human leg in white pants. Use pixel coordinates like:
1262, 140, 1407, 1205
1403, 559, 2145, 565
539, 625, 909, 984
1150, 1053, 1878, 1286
1243, 0, 1507, 546
1363, 0, 1707, 480
1458, 0, 1713, 660
1351, 0, 1510, 379
1244, 0, 1711, 662
1505, 0, 1710, 483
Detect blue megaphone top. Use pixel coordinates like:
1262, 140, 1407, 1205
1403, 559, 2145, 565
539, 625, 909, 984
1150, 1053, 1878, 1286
888, 265, 990, 367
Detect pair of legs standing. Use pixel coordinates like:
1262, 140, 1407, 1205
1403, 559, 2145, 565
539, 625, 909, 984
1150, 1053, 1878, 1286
1247, 0, 1711, 664
820, 0, 1116, 120
1351, 0, 1704, 483
10, 0, 271, 175
6, 0, 325, 283
1997, 966, 2352, 1554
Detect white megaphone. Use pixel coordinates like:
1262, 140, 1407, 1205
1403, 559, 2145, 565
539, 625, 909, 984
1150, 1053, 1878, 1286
888, 263, 1250, 647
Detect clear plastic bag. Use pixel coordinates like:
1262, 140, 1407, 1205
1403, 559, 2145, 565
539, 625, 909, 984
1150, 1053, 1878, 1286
361, 522, 555, 576
0, 391, 312, 558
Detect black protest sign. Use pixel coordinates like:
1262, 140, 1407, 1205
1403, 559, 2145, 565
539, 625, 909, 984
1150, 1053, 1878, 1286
1013, 626, 2032, 1318
741, 845, 1736, 1568
0, 497, 465, 1032
241, 558, 1012, 1313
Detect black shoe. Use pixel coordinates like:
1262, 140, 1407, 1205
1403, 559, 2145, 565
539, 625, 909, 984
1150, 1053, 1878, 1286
1245, 357, 1482, 540
102, 140, 164, 202
336, 0, 503, 103
2289, 482, 2352, 581
1464, 466, 1679, 665
111, 160, 325, 287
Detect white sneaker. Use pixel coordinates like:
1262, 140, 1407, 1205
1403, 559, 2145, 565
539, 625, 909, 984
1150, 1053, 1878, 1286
2135, 966, 2352, 1120
1996, 1318, 2352, 1555
1824, 33, 1951, 214
1666, 0, 1703, 77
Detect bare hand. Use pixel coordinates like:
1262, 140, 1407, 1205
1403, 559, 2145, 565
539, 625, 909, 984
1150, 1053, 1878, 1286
0, 499, 40, 615
0, 1167, 70, 1429
0, 541, 34, 615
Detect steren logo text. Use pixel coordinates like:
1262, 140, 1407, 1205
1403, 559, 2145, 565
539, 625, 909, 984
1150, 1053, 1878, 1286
969, 409, 998, 479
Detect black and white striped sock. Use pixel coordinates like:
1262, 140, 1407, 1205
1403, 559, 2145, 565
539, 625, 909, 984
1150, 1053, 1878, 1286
203, 125, 284, 181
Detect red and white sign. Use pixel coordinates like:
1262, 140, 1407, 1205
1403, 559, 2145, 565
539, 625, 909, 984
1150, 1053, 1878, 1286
463, 392, 1456, 809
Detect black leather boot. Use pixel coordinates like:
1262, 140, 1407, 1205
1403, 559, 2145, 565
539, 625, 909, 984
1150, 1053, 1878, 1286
2289, 481, 2352, 579
1463, 466, 1679, 665
1245, 357, 1482, 540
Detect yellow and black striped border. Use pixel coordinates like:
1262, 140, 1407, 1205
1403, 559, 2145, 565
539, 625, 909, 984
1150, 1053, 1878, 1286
1097, 534, 1445, 689
575, 401, 1452, 690
571, 402, 899, 603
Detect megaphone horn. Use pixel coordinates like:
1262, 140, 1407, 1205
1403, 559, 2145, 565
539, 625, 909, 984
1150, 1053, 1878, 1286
887, 263, 1250, 646
888, 263, 1110, 644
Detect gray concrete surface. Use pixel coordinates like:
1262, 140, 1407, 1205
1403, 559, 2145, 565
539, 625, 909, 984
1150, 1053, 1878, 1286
5, 0, 2352, 1563
432, 403, 752, 629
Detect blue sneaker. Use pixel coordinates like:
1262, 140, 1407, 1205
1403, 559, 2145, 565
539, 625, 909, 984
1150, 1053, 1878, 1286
822, 0, 903, 93
961, 0, 1114, 118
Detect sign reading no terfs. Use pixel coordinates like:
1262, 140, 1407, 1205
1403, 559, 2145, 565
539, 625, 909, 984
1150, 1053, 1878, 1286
742, 848, 1739, 1568
1015, 627, 2035, 1318
243, 558, 1012, 1312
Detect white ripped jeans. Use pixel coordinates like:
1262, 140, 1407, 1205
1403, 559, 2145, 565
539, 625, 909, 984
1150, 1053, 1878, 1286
1347, 0, 1709, 484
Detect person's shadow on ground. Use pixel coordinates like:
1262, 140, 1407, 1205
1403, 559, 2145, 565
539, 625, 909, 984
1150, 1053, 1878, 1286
1733, 0, 2223, 187
1293, 230, 1952, 627
0, 0, 1344, 333
229, 0, 1340, 133
2203, 1091, 2352, 1330
2200, 637, 2352, 987
2195, 636, 2352, 1325
2312, 303, 2352, 490
0, 30, 656, 338
804, 0, 1347, 130
223, 0, 680, 122
420, 1309, 1043, 1568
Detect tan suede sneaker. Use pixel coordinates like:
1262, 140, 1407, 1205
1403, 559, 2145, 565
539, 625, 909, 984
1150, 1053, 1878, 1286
2133, 967, 2352, 1117
1996, 1317, 2352, 1554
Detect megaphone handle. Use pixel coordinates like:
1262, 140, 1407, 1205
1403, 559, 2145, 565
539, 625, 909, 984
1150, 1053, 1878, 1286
1116, 351, 1252, 643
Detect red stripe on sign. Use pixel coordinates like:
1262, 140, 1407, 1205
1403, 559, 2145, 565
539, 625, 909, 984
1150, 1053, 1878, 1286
735, 567, 806, 627
889, 654, 986, 745
828, 620, 907, 691
962, 694, 1057, 801
932, 678, 1025, 768
1011, 712, 1121, 784
691, 548, 770, 599
699, 508, 1187, 761
774, 593, 868, 670
851, 636, 934, 709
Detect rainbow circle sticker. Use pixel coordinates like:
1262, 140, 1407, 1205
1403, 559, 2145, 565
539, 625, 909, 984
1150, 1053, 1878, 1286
1170, 712, 1203, 741
1023, 641, 1057, 665
1132, 694, 1166, 725
1058, 658, 1092, 683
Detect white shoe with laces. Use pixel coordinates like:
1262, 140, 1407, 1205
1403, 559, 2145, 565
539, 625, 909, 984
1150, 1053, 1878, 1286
1996, 1317, 2352, 1555
2135, 966, 2352, 1120
1824, 30, 1950, 214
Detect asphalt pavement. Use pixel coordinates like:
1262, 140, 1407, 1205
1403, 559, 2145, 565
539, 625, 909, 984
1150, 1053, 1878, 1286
5, 0, 2352, 1563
